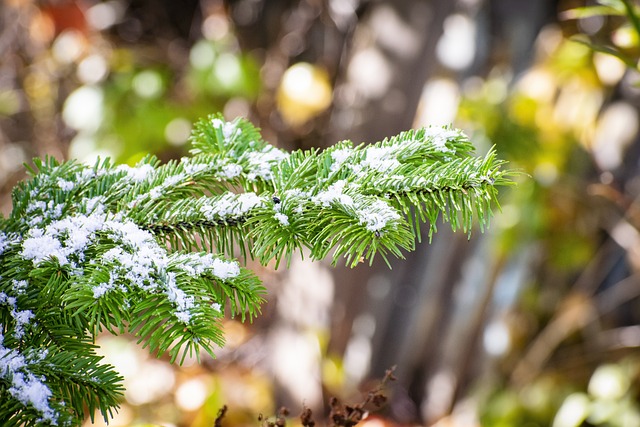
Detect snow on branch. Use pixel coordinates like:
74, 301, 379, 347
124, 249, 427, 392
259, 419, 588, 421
0, 113, 513, 425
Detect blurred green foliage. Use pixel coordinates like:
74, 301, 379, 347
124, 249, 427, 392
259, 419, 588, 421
459, 2, 640, 425
91, 39, 261, 164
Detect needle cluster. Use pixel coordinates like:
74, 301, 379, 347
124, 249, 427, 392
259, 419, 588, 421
0, 114, 512, 425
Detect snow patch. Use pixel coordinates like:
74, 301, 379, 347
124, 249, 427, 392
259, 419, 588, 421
274, 212, 289, 226
356, 200, 401, 232
312, 180, 354, 207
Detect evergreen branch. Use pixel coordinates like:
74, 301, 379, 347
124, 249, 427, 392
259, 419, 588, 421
0, 335, 123, 427
146, 121, 511, 267
188, 114, 287, 192
0, 113, 513, 425
36, 348, 124, 424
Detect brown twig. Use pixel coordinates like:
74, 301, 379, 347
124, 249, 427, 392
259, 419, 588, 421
214, 405, 228, 427
327, 365, 396, 427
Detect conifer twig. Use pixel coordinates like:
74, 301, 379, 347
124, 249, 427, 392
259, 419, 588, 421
0, 114, 512, 426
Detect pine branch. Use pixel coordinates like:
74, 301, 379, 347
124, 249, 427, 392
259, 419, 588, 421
0, 113, 513, 425
143, 115, 514, 266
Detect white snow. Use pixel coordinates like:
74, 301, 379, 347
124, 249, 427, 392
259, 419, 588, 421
173, 253, 240, 281
312, 180, 354, 207
26, 201, 64, 223
118, 163, 155, 183
162, 173, 185, 188
182, 160, 209, 176
0, 232, 14, 256
211, 118, 238, 140
274, 212, 289, 226
330, 148, 352, 172
9, 372, 57, 424
221, 163, 243, 179
210, 258, 240, 280
92, 281, 115, 298
12, 280, 28, 294
57, 179, 75, 191
0, 334, 58, 425
245, 147, 288, 181
201, 192, 263, 220
11, 308, 35, 339
361, 146, 401, 173
424, 126, 460, 153
22, 233, 66, 265
0, 292, 17, 307
356, 200, 401, 232
165, 272, 195, 324
83, 196, 106, 214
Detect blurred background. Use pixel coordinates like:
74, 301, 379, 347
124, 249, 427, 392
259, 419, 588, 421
2, 0, 640, 426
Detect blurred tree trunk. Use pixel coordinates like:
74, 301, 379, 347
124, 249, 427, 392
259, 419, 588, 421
325, 0, 558, 423
228, 1, 455, 417
321, 0, 456, 357
326, 0, 455, 144
228, 0, 559, 423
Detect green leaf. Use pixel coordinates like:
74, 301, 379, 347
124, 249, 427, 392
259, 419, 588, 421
560, 5, 625, 20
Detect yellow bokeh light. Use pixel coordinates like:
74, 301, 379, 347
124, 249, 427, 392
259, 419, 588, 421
277, 62, 332, 126
175, 377, 209, 411
588, 364, 630, 400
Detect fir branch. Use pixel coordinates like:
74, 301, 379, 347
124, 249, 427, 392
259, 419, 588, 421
143, 117, 513, 266
0, 113, 513, 425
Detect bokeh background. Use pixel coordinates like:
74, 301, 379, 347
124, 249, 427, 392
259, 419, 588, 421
2, 0, 640, 426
